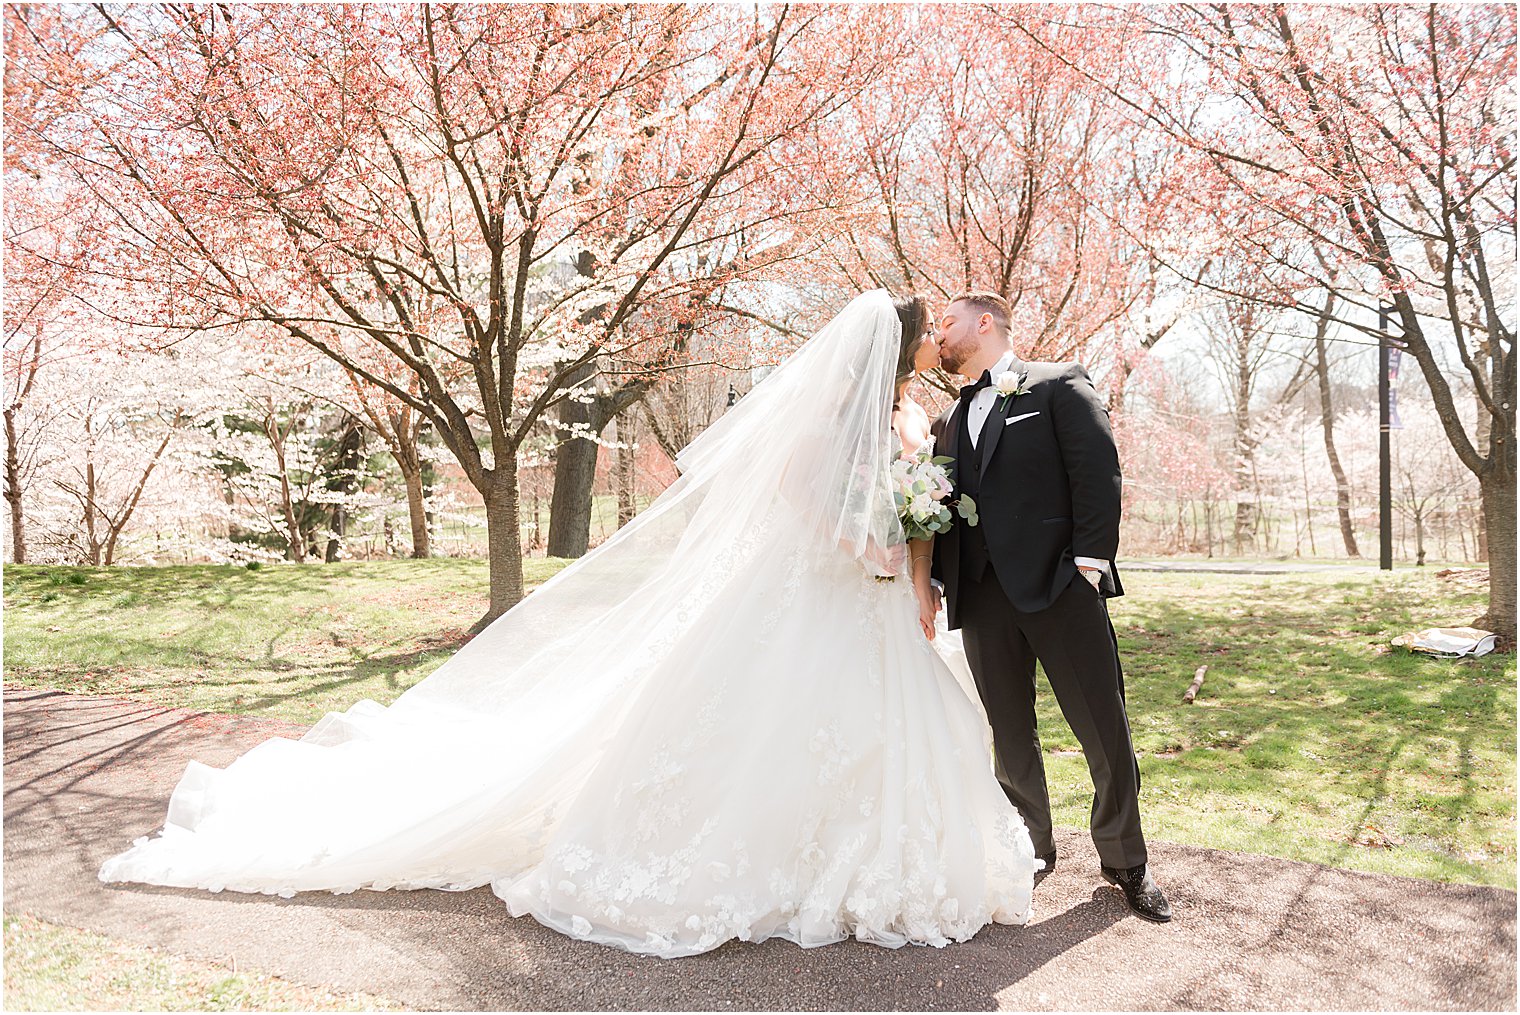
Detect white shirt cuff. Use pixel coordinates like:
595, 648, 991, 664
1074, 556, 1110, 575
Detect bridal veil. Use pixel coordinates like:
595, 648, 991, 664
99, 290, 917, 895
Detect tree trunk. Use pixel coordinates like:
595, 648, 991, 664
394, 424, 431, 559
547, 361, 604, 558
1231, 442, 1253, 555
104, 419, 179, 566
325, 416, 363, 563
547, 427, 600, 558
1231, 336, 1254, 556
83, 427, 101, 565
419, 419, 437, 553
547, 359, 661, 558
1315, 329, 1359, 557
265, 412, 304, 562
473, 465, 526, 635
616, 412, 637, 528
5, 405, 24, 564
6, 330, 43, 566
1478, 467, 1516, 644
401, 462, 430, 558
277, 460, 303, 562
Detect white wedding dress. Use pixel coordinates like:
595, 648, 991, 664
99, 291, 1037, 957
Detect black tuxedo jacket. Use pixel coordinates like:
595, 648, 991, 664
930, 359, 1124, 628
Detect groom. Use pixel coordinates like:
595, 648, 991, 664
929, 292, 1171, 923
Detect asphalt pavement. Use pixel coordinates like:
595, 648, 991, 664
3, 686, 1514, 1011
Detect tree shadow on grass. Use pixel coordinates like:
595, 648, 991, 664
1109, 579, 1512, 880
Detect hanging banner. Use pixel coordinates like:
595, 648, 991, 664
1385, 341, 1405, 428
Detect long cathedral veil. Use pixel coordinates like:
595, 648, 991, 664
99, 289, 918, 896
380, 286, 906, 717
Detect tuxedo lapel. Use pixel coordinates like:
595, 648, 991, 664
942, 401, 964, 488
978, 358, 1025, 476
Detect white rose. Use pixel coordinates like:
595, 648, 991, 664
995, 370, 1021, 395
909, 493, 935, 517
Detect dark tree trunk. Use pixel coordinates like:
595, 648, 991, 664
547, 431, 599, 558
325, 416, 364, 562
472, 464, 526, 635
1478, 465, 1516, 644
546, 360, 605, 559
6, 331, 42, 565
5, 405, 24, 564
546, 360, 659, 557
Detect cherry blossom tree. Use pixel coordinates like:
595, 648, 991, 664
1013, 3, 1515, 636
820, 4, 1170, 411
3, 8, 103, 563
14, 3, 892, 624
16, 340, 201, 564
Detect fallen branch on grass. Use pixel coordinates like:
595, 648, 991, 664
1183, 665, 1207, 704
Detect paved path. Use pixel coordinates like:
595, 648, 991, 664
4, 687, 1514, 1011
1119, 560, 1386, 575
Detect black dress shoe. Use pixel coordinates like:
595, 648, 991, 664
1100, 863, 1172, 922
1034, 850, 1057, 879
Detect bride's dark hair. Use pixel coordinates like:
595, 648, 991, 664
892, 294, 930, 406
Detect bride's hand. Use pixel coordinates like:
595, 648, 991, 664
916, 585, 937, 641
862, 539, 906, 578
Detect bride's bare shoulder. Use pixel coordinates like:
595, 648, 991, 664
895, 396, 931, 425
893, 397, 932, 451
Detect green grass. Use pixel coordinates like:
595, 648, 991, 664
3, 912, 404, 1011
3, 560, 1513, 888
2, 558, 568, 723
1044, 567, 1514, 888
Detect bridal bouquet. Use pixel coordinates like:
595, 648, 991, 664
890, 437, 979, 542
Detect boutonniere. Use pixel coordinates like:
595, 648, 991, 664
994, 369, 1030, 412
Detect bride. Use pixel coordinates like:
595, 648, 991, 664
99, 290, 1039, 958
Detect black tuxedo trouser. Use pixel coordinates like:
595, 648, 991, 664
958, 569, 1147, 870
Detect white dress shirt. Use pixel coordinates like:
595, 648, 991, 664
950, 350, 1110, 581
964, 350, 1019, 450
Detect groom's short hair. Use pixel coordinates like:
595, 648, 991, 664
951, 291, 1012, 334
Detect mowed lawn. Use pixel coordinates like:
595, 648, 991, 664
4, 559, 1514, 888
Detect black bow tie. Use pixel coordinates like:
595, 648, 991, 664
959, 370, 994, 402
